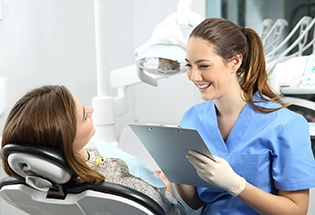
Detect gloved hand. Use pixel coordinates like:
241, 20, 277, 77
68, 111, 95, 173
187, 150, 246, 196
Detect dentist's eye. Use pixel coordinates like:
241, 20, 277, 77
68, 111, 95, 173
199, 64, 210, 69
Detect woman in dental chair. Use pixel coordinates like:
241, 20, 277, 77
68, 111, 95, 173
0, 85, 198, 215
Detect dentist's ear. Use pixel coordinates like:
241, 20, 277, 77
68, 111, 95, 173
231, 54, 243, 72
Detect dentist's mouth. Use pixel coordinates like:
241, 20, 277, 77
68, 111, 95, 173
197, 83, 211, 89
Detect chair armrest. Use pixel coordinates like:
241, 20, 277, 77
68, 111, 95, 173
64, 181, 166, 215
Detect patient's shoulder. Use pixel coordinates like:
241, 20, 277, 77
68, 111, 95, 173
101, 157, 131, 178
85, 149, 173, 213
86, 149, 135, 179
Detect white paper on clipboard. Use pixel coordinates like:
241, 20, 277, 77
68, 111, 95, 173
129, 123, 214, 187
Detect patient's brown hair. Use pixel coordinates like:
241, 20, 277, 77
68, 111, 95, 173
1, 85, 104, 182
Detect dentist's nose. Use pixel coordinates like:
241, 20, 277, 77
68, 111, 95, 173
187, 68, 202, 82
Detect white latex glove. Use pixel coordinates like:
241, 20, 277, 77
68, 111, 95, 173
187, 150, 246, 196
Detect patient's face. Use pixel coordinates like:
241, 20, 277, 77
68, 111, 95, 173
72, 94, 95, 154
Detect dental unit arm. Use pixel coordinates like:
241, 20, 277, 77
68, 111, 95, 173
91, 0, 203, 146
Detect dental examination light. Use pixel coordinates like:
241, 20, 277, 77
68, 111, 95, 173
135, 0, 203, 86
92, 0, 203, 146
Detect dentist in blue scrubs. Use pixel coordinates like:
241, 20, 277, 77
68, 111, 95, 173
173, 18, 315, 215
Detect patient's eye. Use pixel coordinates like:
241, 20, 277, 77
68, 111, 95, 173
82, 107, 87, 121
83, 106, 93, 120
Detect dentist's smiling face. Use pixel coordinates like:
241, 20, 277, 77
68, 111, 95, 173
185, 37, 238, 101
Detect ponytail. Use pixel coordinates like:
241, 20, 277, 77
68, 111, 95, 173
242, 28, 287, 113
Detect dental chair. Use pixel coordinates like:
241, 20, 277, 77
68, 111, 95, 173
0, 144, 165, 215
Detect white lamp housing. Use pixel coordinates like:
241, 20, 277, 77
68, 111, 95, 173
134, 0, 203, 86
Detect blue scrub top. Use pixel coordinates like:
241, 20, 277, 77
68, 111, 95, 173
180, 92, 315, 215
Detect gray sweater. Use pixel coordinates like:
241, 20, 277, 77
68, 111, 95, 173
86, 148, 181, 215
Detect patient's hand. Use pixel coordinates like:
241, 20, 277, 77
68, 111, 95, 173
155, 170, 174, 196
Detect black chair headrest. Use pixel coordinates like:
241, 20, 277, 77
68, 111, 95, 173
1, 144, 76, 191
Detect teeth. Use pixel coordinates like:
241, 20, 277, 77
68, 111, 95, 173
198, 84, 210, 89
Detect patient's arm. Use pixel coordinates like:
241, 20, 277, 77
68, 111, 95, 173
175, 183, 203, 210
155, 170, 174, 196
155, 170, 203, 210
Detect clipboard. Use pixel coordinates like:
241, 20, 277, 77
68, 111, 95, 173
129, 123, 214, 187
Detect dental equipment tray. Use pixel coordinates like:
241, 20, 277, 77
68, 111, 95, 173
129, 123, 214, 187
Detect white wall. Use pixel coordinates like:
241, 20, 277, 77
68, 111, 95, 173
0, 0, 205, 137
0, 1, 205, 214
0, 0, 97, 131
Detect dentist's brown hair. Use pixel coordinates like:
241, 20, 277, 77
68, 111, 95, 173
190, 18, 286, 113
